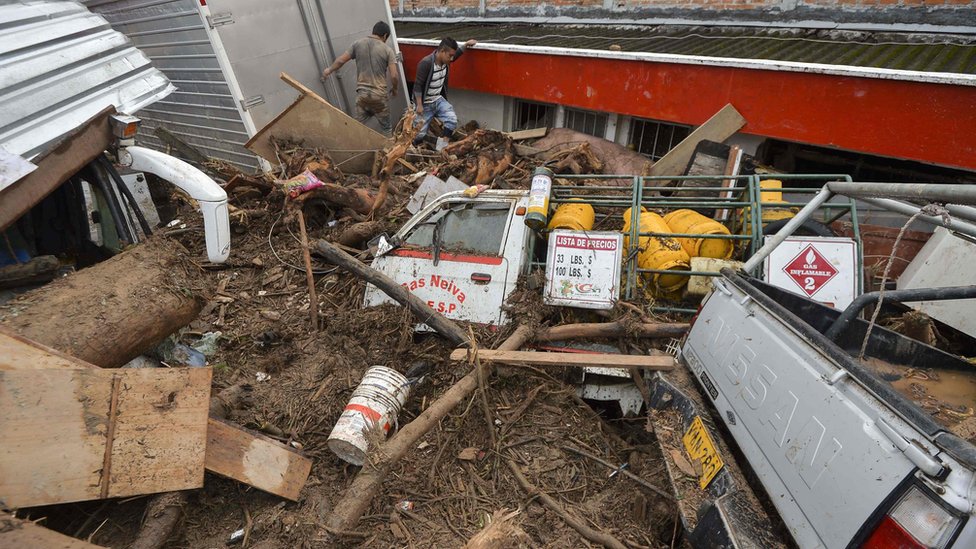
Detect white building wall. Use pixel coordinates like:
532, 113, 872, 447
448, 89, 509, 131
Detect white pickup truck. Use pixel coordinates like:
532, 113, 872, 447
365, 182, 976, 548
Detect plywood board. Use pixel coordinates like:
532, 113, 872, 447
1, 328, 311, 501
450, 349, 675, 370
0, 367, 211, 508
0, 513, 106, 548
245, 73, 388, 174
648, 104, 746, 178
0, 326, 91, 371
205, 418, 311, 501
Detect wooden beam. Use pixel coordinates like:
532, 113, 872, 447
0, 366, 211, 508
0, 107, 114, 231
0, 513, 107, 548
449, 349, 675, 370
205, 418, 311, 501
647, 104, 745, 179
505, 127, 548, 140
245, 73, 387, 174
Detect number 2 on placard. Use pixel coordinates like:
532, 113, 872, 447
804, 277, 815, 290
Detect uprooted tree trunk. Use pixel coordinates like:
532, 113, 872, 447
291, 183, 377, 216
337, 221, 386, 248
373, 110, 420, 213
440, 129, 515, 186
1, 237, 204, 368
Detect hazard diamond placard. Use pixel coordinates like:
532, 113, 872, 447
763, 237, 858, 309
783, 245, 838, 297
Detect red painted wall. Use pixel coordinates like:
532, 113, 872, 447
401, 44, 976, 171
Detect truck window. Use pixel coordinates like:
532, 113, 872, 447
401, 203, 510, 256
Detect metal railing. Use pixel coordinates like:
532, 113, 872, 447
529, 173, 863, 314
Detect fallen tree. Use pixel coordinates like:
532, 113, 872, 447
1, 237, 204, 368
313, 239, 469, 347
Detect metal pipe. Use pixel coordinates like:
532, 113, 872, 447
826, 182, 976, 205
824, 285, 976, 342
858, 197, 976, 240
743, 185, 834, 274
945, 203, 976, 225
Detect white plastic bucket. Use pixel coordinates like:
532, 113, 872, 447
328, 366, 410, 466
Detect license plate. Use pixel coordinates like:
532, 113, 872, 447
682, 416, 725, 489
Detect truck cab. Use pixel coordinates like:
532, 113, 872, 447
364, 190, 533, 325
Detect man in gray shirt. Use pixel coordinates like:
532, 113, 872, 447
321, 22, 399, 135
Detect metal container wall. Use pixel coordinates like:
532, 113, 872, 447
0, 0, 174, 160
82, 0, 260, 171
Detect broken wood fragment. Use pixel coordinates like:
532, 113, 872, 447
0, 513, 107, 549
504, 127, 548, 141
204, 418, 311, 501
313, 239, 469, 347
462, 509, 530, 549
648, 103, 745, 180
296, 210, 319, 331
324, 325, 532, 534
0, 255, 59, 289
450, 349, 675, 370
246, 73, 387, 175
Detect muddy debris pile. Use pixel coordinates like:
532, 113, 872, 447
1, 119, 693, 549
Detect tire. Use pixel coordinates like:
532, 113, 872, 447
762, 218, 836, 237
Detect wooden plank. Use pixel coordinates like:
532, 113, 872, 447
647, 104, 745, 179
0, 328, 311, 501
205, 418, 311, 501
505, 127, 548, 140
450, 349, 675, 370
0, 326, 91, 371
0, 107, 114, 232
0, 513, 107, 548
245, 72, 387, 174
0, 367, 211, 508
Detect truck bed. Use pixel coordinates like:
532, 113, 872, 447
724, 270, 976, 466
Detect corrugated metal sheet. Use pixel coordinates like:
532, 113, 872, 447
0, 0, 175, 160
83, 0, 261, 171
395, 21, 976, 75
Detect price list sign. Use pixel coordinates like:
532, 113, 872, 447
544, 230, 622, 309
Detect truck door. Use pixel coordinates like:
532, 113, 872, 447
365, 200, 515, 325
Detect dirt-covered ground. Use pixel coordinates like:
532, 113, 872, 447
10, 130, 692, 549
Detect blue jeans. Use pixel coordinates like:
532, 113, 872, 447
415, 97, 457, 140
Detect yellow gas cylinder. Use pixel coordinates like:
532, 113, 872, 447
622, 207, 690, 293
742, 179, 795, 234
663, 209, 733, 259
548, 200, 595, 231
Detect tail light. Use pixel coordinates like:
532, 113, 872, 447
863, 486, 961, 549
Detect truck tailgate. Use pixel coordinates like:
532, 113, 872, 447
681, 278, 917, 548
